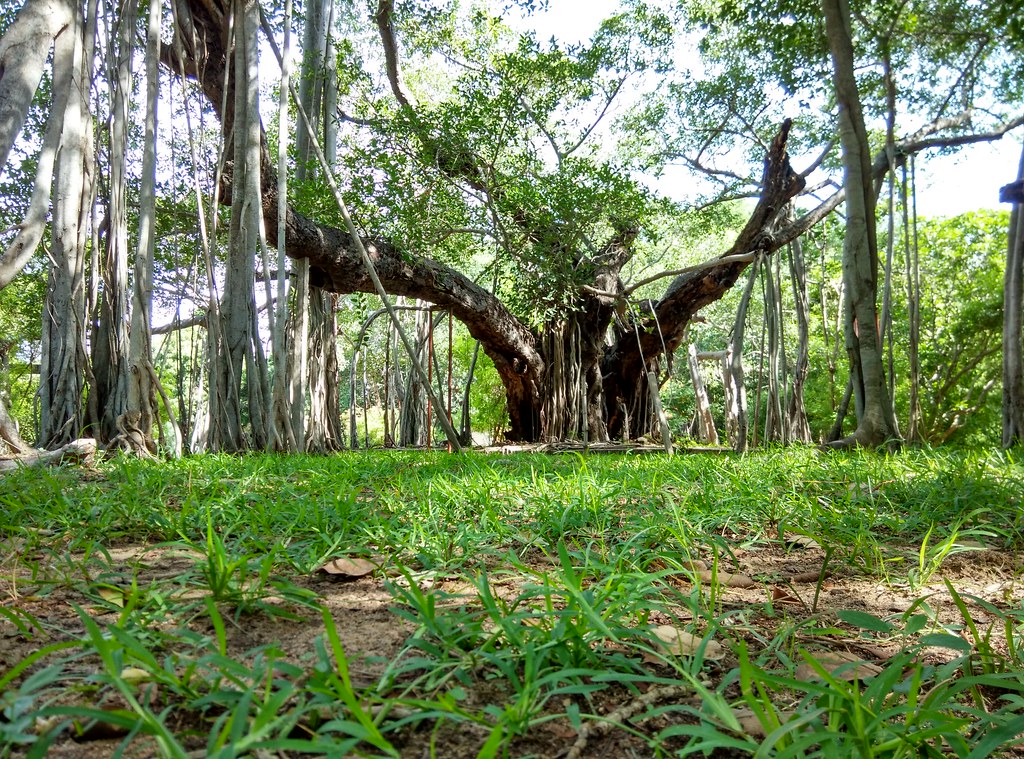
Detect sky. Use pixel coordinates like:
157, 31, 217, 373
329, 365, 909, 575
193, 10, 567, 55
506, 0, 1023, 219
913, 140, 1022, 217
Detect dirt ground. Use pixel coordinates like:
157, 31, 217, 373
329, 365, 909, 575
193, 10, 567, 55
2, 535, 1023, 758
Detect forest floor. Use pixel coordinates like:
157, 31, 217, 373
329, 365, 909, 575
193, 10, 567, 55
2, 447, 1024, 757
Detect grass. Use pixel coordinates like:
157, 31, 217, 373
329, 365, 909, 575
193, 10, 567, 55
0, 446, 1023, 756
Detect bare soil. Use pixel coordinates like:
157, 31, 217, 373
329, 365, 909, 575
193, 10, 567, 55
3, 534, 1023, 758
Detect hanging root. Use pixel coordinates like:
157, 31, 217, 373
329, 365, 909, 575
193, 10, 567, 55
107, 411, 157, 458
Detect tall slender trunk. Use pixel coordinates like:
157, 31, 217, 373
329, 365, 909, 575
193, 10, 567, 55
763, 253, 786, 442
686, 344, 718, 444
208, 0, 269, 451
40, 0, 93, 448
91, 0, 136, 443
729, 258, 760, 451
122, 0, 163, 455
822, 0, 900, 447
880, 47, 899, 420
787, 231, 812, 443
399, 306, 430, 446
904, 159, 922, 441
268, 0, 294, 451
286, 0, 342, 452
1002, 145, 1024, 448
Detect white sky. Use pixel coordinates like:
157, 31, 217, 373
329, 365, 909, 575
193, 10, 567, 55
509, 0, 1022, 218
913, 139, 1023, 217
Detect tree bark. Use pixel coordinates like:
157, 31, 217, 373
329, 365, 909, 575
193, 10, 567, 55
39, 0, 92, 448
0, 0, 77, 291
822, 0, 901, 448
1003, 145, 1024, 448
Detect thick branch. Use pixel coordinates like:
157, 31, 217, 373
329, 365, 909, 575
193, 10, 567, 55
603, 119, 806, 436
778, 111, 1023, 244
374, 0, 414, 109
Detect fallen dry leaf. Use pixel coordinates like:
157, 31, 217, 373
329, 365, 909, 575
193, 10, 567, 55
120, 667, 151, 684
771, 586, 803, 605
651, 625, 725, 659
785, 534, 822, 550
696, 570, 755, 588
731, 708, 797, 738
96, 585, 126, 608
795, 649, 883, 681
316, 557, 378, 580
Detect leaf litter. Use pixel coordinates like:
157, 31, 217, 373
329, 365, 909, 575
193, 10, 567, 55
2, 451, 1023, 758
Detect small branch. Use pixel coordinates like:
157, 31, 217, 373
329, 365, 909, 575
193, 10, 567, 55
566, 685, 695, 759
625, 252, 757, 295
336, 108, 378, 128
562, 76, 628, 157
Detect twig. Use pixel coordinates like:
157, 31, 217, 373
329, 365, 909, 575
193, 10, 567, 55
565, 684, 693, 759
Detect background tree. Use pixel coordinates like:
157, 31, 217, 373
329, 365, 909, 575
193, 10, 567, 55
38, 0, 92, 448
1002, 151, 1024, 447
822, 0, 900, 446
1, 0, 1021, 452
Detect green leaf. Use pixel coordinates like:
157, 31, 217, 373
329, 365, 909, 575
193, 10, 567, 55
836, 609, 893, 633
918, 633, 972, 653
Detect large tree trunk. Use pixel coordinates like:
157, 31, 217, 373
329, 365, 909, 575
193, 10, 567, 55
822, 0, 901, 448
